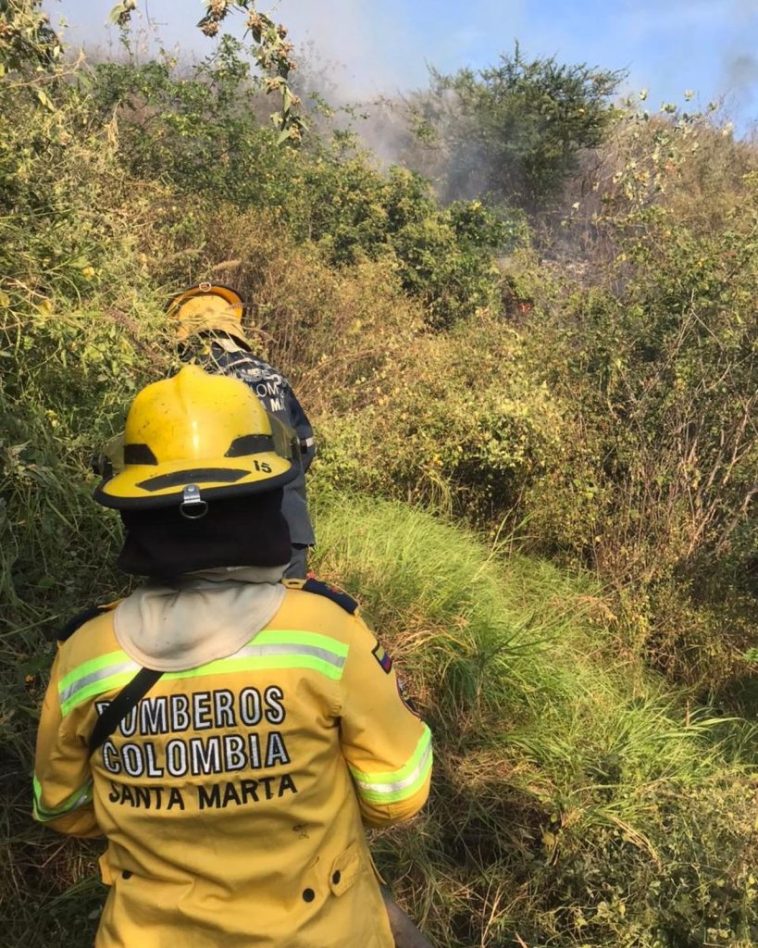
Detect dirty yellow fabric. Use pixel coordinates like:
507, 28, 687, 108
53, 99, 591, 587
34, 586, 432, 947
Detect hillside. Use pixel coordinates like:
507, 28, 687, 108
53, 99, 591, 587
1, 3, 756, 945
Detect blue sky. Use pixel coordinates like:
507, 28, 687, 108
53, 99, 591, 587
44, 0, 757, 133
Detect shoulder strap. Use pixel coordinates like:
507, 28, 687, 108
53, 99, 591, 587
88, 667, 163, 756
282, 577, 359, 615
58, 601, 119, 643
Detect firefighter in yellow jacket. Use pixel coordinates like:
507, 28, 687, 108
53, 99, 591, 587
33, 366, 432, 947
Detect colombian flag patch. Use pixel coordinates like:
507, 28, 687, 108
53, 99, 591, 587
371, 642, 393, 674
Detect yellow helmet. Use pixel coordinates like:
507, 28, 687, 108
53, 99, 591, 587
167, 283, 250, 345
94, 366, 298, 513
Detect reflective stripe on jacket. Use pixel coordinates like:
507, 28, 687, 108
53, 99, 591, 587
34, 587, 431, 947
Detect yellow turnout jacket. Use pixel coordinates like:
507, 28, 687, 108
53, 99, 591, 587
34, 581, 432, 947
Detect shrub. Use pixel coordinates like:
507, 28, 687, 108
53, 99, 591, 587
313, 311, 568, 524
405, 45, 623, 212
519, 107, 758, 689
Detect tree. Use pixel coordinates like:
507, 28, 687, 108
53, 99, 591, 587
409, 45, 623, 213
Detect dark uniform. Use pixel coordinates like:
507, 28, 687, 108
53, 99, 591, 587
188, 335, 316, 577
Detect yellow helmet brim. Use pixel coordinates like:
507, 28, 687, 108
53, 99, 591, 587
95, 451, 296, 510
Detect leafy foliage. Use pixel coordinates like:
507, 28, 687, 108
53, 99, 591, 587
314, 312, 566, 518
0, 0, 62, 78
520, 107, 758, 689
90, 49, 518, 328
407, 45, 623, 212
110, 0, 305, 142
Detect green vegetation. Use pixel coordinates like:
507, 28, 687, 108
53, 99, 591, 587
1, 2, 756, 944
318, 500, 757, 946
88, 47, 517, 329
404, 46, 623, 211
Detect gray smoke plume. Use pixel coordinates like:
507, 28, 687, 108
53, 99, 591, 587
723, 52, 758, 100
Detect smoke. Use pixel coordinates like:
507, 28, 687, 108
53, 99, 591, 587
726, 54, 758, 89
280, 2, 521, 178
716, 0, 758, 128
721, 53, 758, 116
280, 0, 428, 103
280, 0, 527, 104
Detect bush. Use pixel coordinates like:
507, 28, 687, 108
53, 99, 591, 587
405, 45, 623, 212
515, 107, 758, 689
314, 311, 568, 523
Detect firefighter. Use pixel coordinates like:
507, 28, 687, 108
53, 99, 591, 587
168, 282, 316, 578
33, 366, 433, 948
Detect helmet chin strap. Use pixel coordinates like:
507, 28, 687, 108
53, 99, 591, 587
180, 485, 208, 520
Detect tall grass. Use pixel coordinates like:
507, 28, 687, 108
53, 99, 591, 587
313, 498, 758, 946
